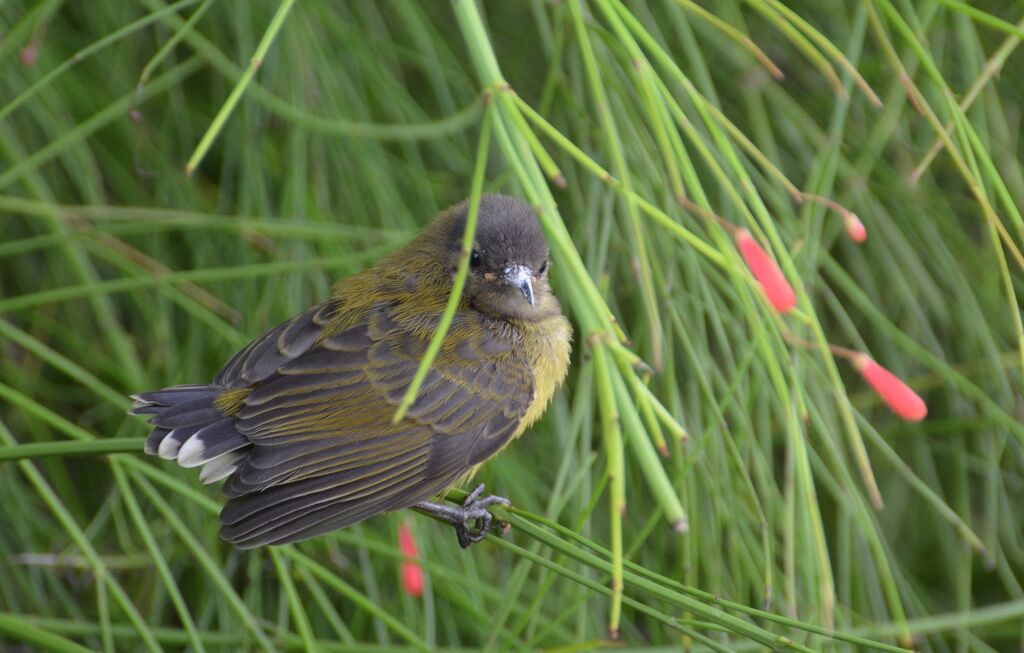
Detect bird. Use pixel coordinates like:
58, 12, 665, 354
130, 194, 572, 549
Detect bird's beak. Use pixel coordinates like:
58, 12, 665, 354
504, 265, 535, 308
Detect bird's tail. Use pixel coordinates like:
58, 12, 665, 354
130, 384, 250, 483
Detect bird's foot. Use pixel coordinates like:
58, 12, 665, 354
414, 484, 511, 549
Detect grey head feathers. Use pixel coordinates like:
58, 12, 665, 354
446, 194, 550, 274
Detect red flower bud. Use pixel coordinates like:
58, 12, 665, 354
854, 354, 927, 422
20, 45, 38, 68
735, 229, 796, 313
844, 213, 867, 243
398, 523, 423, 598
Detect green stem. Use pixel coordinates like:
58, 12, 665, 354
185, 0, 298, 175
0, 613, 94, 653
131, 475, 279, 652
591, 344, 624, 638
0, 421, 163, 652
0, 438, 145, 462
392, 105, 492, 422
110, 464, 207, 653
0, 0, 202, 124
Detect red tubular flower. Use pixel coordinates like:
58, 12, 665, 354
735, 229, 797, 313
844, 213, 867, 243
20, 45, 38, 68
398, 523, 424, 598
854, 354, 927, 422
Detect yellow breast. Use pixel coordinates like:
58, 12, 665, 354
451, 314, 571, 486
518, 314, 573, 431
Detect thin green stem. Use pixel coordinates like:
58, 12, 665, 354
185, 0, 298, 175
391, 105, 492, 422
0, 438, 144, 462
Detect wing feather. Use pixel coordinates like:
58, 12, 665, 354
217, 304, 534, 547
214, 300, 340, 387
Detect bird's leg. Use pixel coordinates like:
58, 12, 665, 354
414, 484, 511, 549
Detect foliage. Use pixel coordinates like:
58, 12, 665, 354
1, 1, 1023, 651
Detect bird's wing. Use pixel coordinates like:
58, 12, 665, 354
214, 300, 341, 388
218, 303, 534, 548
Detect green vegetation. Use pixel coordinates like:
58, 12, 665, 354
2, 1, 1023, 650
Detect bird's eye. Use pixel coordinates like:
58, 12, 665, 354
470, 249, 482, 268
538, 260, 549, 275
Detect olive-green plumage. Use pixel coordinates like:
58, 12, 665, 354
131, 195, 572, 548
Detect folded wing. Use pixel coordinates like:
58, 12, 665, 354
218, 303, 533, 548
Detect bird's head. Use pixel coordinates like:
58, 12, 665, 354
438, 194, 558, 322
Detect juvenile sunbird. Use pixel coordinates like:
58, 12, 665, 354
131, 195, 572, 548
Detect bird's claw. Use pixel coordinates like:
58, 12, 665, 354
454, 484, 511, 548
414, 484, 511, 548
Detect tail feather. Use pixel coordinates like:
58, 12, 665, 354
200, 451, 248, 484
131, 384, 250, 483
151, 403, 224, 429
131, 385, 216, 406
131, 404, 166, 416
157, 423, 204, 460
144, 427, 170, 456
178, 419, 248, 468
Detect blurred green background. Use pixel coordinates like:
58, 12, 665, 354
2, 1, 1024, 651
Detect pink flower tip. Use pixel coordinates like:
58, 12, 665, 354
735, 229, 797, 313
20, 45, 39, 68
398, 523, 424, 598
844, 213, 867, 243
854, 354, 927, 422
